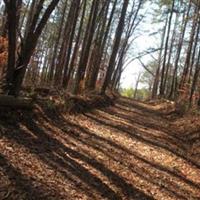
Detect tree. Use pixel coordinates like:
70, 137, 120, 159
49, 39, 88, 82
101, 0, 129, 94
159, 0, 175, 96
3, 0, 60, 96
73, 0, 100, 94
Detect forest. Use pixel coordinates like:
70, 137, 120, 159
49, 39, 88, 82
0, 0, 200, 199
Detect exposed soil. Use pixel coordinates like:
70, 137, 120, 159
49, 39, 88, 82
0, 97, 200, 200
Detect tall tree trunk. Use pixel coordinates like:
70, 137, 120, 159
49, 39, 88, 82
111, 0, 143, 91
169, 1, 191, 99
73, 0, 99, 94
62, 0, 81, 88
48, 0, 68, 84
86, 0, 118, 91
3, 0, 22, 93
54, 0, 77, 87
101, 0, 129, 94
179, 6, 199, 90
0, 4, 7, 37
84, 0, 110, 91
152, 14, 168, 99
188, 18, 200, 84
189, 46, 200, 106
65, 0, 87, 90
134, 73, 141, 99
159, 0, 175, 96
8, 0, 60, 96
163, 12, 179, 97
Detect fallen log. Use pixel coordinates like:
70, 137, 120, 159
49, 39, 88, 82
0, 95, 33, 109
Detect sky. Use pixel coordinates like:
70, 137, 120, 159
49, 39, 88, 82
120, 1, 162, 89
120, 34, 159, 89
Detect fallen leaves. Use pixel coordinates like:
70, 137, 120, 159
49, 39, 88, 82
0, 97, 200, 199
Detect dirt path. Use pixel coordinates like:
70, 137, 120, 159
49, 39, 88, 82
0, 97, 200, 200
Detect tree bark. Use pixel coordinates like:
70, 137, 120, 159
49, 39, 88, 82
62, 0, 81, 88
159, 0, 175, 97
169, 1, 191, 99
8, 0, 60, 96
101, 0, 129, 94
73, 0, 100, 94
64, 0, 87, 90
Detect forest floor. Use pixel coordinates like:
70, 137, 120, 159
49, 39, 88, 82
0, 97, 200, 200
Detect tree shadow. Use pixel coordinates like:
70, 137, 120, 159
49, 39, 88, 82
31, 104, 200, 198
117, 98, 200, 157
1, 98, 200, 199
45, 118, 198, 200
102, 99, 200, 166
0, 106, 155, 200
84, 112, 200, 186
0, 153, 65, 200
102, 106, 184, 144
116, 98, 162, 115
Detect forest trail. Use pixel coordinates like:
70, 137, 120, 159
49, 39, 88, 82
0, 97, 200, 200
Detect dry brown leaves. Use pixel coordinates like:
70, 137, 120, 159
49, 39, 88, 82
0, 97, 200, 200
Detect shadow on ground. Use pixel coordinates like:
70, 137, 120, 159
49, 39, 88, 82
0, 97, 200, 199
